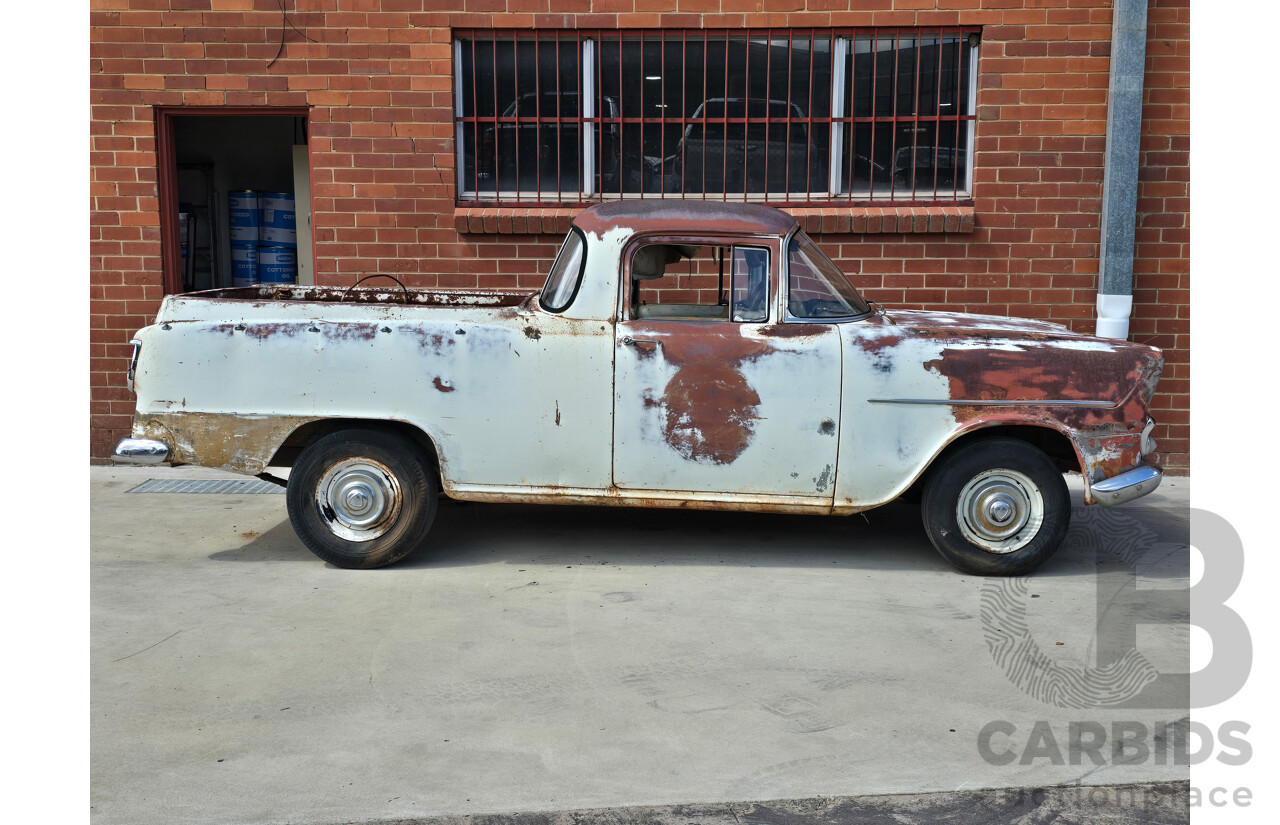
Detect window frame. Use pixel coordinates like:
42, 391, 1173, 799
620, 234, 779, 324
453, 28, 979, 208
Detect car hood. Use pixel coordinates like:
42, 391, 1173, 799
883, 309, 1088, 341
856, 308, 1165, 420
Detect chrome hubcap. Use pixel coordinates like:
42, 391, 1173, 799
988, 497, 1014, 524
315, 459, 401, 542
956, 469, 1044, 554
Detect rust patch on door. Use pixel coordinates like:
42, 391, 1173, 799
758, 323, 828, 340
432, 377, 455, 392
661, 365, 762, 464
629, 322, 779, 465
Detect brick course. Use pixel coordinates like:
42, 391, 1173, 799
90, 0, 1190, 471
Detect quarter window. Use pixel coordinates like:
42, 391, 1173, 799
455, 30, 978, 205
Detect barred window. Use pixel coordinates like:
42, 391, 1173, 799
454, 29, 977, 206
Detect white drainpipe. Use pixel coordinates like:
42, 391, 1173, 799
1095, 0, 1149, 340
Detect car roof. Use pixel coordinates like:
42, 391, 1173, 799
573, 200, 799, 237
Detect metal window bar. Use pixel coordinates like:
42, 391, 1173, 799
721, 33, 729, 201
700, 29, 707, 201
454, 28, 978, 207
741, 32, 750, 200
763, 32, 771, 202
954, 33, 964, 198
804, 30, 816, 198
911, 31, 922, 200
888, 31, 898, 200
641, 33, 649, 198
778, 31, 788, 200
931, 31, 942, 201
583, 37, 595, 198
845, 34, 856, 200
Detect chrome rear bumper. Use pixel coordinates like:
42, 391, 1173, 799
113, 438, 170, 465
1092, 463, 1162, 507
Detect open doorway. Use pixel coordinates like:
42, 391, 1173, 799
156, 108, 313, 294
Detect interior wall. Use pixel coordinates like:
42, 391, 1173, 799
174, 116, 301, 288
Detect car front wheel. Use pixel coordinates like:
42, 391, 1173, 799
286, 428, 437, 569
921, 437, 1070, 575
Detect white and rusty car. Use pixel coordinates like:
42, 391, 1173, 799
115, 202, 1163, 574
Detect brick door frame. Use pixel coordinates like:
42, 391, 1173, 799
155, 106, 312, 295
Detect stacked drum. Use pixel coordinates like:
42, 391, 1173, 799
228, 190, 297, 287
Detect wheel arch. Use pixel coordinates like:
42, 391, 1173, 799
270, 418, 442, 478
907, 422, 1082, 497
939, 423, 1079, 473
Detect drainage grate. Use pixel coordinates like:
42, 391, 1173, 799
126, 478, 285, 495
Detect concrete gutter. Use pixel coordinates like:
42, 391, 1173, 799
1095, 0, 1150, 341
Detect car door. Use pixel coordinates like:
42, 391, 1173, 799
612, 235, 843, 499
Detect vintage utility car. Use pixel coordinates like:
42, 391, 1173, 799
115, 202, 1163, 574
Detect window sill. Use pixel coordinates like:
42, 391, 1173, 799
454, 207, 578, 236
787, 205, 975, 235
453, 204, 976, 235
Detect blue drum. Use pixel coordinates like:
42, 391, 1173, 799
258, 245, 297, 284
230, 244, 258, 287
227, 191, 260, 244
259, 192, 296, 247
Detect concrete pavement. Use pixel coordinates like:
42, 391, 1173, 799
91, 466, 1190, 824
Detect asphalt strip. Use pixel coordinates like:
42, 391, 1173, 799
340, 782, 1190, 825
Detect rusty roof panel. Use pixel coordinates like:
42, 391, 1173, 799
573, 201, 799, 237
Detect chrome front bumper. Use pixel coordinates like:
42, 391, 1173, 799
113, 438, 170, 465
1092, 463, 1163, 507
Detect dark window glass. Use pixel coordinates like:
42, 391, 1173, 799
457, 30, 975, 204
840, 34, 973, 198
597, 33, 831, 197
459, 36, 583, 196
731, 247, 770, 322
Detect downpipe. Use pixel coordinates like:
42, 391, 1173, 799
1094, 0, 1149, 341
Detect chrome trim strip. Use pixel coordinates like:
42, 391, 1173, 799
866, 398, 1117, 408
113, 438, 170, 465
1092, 464, 1162, 508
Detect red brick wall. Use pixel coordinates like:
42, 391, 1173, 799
90, 0, 1189, 471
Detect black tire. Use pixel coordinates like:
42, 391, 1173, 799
898, 474, 927, 505
286, 428, 437, 569
921, 437, 1070, 575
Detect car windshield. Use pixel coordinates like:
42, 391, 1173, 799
540, 229, 586, 312
786, 232, 870, 319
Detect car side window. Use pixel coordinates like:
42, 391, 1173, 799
628, 242, 769, 323
730, 247, 769, 322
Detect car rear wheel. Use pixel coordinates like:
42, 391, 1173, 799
286, 428, 437, 569
921, 437, 1070, 575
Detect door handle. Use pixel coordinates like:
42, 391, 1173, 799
621, 336, 661, 348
